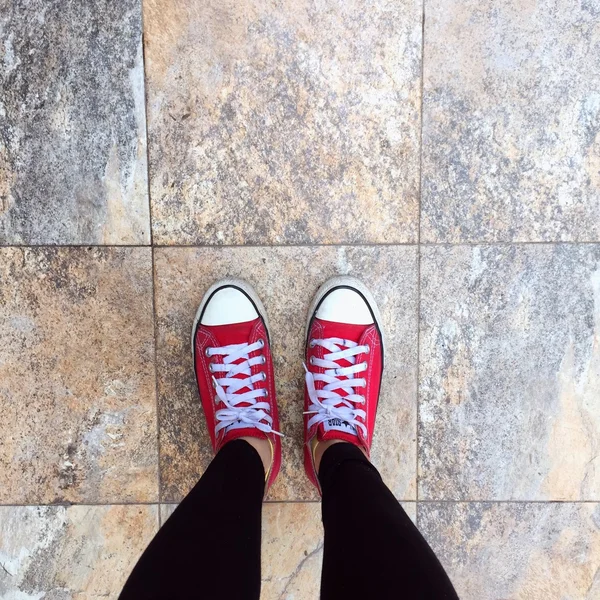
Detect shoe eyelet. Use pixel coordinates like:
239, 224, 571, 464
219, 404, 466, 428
261, 356, 266, 364
205, 347, 212, 357
263, 389, 269, 397
365, 344, 370, 354
309, 356, 315, 365
261, 372, 267, 381
257, 338, 265, 348
208, 363, 214, 373
309, 339, 316, 348
212, 379, 217, 389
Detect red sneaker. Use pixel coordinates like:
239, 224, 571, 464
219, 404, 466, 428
303, 276, 385, 493
192, 279, 282, 491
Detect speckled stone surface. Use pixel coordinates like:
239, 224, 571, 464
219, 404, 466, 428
421, 0, 600, 243
419, 502, 600, 599
154, 246, 418, 501
0, 0, 150, 244
260, 503, 323, 600
144, 0, 422, 245
161, 501, 416, 599
419, 245, 600, 500
0, 247, 157, 503
0, 505, 157, 598
4, 0, 600, 593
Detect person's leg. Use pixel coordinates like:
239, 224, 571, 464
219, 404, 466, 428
120, 279, 282, 599
302, 277, 458, 599
318, 442, 458, 600
119, 439, 264, 600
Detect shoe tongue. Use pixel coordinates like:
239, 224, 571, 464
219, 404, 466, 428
203, 317, 264, 404
318, 423, 358, 442
321, 418, 357, 435
312, 316, 370, 403
310, 319, 371, 440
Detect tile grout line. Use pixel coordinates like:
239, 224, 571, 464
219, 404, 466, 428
140, 3, 154, 251
1, 499, 598, 508
138, 0, 163, 529
2, 241, 600, 250
151, 246, 163, 527
414, 0, 427, 522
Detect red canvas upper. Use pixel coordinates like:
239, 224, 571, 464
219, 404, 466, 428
304, 317, 383, 493
194, 316, 281, 492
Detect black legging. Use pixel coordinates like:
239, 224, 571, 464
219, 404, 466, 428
120, 440, 458, 599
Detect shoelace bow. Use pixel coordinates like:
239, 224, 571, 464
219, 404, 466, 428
206, 339, 282, 436
304, 337, 369, 437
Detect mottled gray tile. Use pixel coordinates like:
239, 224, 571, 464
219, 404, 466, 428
0, 247, 157, 503
421, 0, 600, 242
144, 0, 422, 245
161, 501, 416, 599
0, 505, 157, 599
0, 0, 150, 244
155, 246, 418, 501
419, 502, 600, 600
419, 245, 600, 500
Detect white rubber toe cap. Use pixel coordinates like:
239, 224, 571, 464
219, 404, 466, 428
315, 288, 374, 325
201, 287, 259, 326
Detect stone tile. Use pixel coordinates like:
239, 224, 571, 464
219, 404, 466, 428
155, 246, 418, 501
419, 502, 600, 600
419, 245, 600, 500
421, 0, 600, 243
160, 503, 177, 524
0, 504, 157, 598
144, 0, 422, 245
0, 0, 150, 244
404, 501, 417, 524
161, 501, 416, 599
261, 503, 322, 600
0, 248, 157, 503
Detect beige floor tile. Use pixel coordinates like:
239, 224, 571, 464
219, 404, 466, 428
154, 246, 418, 501
419, 245, 600, 500
261, 503, 322, 600
0, 0, 150, 244
0, 505, 158, 598
0, 248, 158, 503
421, 0, 600, 242
419, 502, 600, 600
404, 501, 417, 523
144, 0, 422, 245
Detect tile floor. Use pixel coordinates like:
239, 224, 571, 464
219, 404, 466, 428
0, 0, 599, 598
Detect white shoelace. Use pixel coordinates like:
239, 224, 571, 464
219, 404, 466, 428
304, 337, 369, 437
206, 339, 281, 436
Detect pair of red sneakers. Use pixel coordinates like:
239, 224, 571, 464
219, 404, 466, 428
192, 277, 384, 493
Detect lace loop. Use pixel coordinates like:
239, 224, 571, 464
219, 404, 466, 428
304, 337, 369, 437
207, 341, 282, 436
